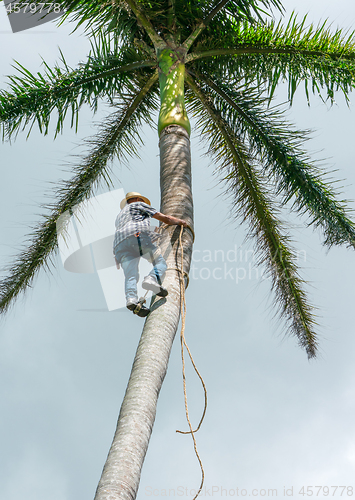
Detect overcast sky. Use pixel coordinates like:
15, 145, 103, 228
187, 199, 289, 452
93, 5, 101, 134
1, 1, 355, 499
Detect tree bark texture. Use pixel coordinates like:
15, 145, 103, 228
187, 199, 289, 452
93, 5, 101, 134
93, 124, 194, 500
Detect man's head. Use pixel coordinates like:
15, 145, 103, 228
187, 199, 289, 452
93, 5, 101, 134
120, 192, 151, 209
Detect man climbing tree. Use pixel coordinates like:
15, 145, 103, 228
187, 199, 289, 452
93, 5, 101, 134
114, 191, 187, 316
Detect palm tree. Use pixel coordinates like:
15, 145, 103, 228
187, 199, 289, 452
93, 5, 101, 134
1, 0, 355, 498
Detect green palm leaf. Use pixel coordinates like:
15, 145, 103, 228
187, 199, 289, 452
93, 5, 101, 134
0, 37, 156, 139
0, 71, 159, 314
189, 14, 355, 102
186, 73, 317, 358
194, 71, 355, 249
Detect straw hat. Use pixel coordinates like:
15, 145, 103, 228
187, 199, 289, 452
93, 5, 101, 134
120, 191, 151, 209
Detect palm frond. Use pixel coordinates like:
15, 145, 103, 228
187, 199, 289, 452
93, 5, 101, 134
56, 0, 143, 38
0, 71, 159, 314
50, 0, 283, 46
0, 35, 156, 139
55, 0, 166, 44
195, 71, 355, 249
188, 14, 355, 102
185, 73, 318, 359
182, 0, 283, 50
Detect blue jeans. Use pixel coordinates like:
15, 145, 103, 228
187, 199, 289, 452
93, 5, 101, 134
114, 233, 167, 300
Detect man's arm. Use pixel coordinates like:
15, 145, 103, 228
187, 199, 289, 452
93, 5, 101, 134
152, 212, 188, 227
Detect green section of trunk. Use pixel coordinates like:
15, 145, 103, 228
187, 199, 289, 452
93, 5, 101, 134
157, 49, 190, 137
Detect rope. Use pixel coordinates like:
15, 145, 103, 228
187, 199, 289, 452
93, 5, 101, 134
166, 267, 190, 288
185, 224, 196, 243
176, 225, 207, 500
133, 289, 149, 315
156, 221, 195, 243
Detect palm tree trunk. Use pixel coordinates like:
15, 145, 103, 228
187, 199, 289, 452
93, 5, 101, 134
93, 124, 194, 500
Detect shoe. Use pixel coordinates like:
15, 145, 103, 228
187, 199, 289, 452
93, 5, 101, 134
142, 276, 168, 297
126, 298, 150, 317
126, 298, 138, 311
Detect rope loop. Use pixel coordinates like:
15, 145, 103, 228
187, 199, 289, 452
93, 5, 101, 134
166, 267, 190, 288
176, 225, 207, 500
156, 221, 195, 243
